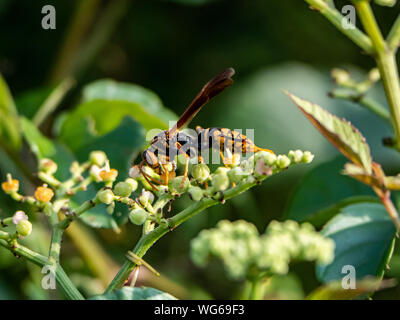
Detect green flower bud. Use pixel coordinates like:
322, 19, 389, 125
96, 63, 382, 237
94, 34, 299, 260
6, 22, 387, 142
168, 176, 190, 195
288, 150, 303, 163
191, 164, 210, 183
188, 186, 204, 201
124, 178, 138, 192
113, 182, 133, 197
331, 68, 350, 84
39, 158, 58, 174
228, 167, 248, 184
214, 167, 230, 175
89, 151, 108, 166
129, 208, 148, 225
276, 155, 291, 169
368, 68, 380, 82
16, 220, 32, 237
212, 173, 230, 191
107, 202, 115, 215
302, 151, 314, 164
97, 189, 114, 205
258, 152, 276, 166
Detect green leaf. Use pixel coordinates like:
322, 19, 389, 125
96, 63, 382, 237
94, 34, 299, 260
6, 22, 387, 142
81, 78, 177, 125
0, 74, 21, 150
316, 202, 396, 283
306, 278, 396, 300
284, 157, 376, 226
166, 0, 218, 5
15, 86, 53, 119
90, 287, 177, 300
20, 117, 75, 180
59, 100, 169, 150
286, 92, 372, 173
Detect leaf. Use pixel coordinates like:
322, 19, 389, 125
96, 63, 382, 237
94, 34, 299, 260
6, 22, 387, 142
306, 277, 396, 300
316, 202, 396, 283
166, 0, 218, 5
58, 100, 169, 149
15, 86, 53, 119
284, 157, 376, 226
0, 74, 21, 150
286, 92, 372, 173
20, 117, 75, 180
342, 162, 382, 189
81, 78, 177, 126
90, 287, 177, 300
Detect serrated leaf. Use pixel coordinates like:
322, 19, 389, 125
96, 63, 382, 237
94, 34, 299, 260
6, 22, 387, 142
316, 202, 396, 283
306, 277, 396, 300
285, 157, 376, 226
286, 92, 372, 173
90, 287, 177, 300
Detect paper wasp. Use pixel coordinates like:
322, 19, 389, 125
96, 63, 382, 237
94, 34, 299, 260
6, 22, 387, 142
137, 67, 274, 190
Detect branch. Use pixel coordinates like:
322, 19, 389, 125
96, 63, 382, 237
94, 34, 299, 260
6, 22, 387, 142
387, 14, 400, 52
105, 174, 274, 293
0, 239, 84, 300
305, 0, 373, 53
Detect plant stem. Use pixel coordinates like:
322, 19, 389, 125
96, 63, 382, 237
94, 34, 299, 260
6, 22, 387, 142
387, 14, 400, 52
305, 0, 373, 53
0, 239, 84, 300
104, 177, 266, 293
33, 77, 75, 127
354, 1, 400, 150
329, 88, 391, 123
373, 187, 400, 232
249, 278, 264, 300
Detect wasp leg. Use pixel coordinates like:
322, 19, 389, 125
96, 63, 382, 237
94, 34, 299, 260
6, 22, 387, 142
175, 142, 191, 189
219, 150, 230, 169
139, 161, 162, 191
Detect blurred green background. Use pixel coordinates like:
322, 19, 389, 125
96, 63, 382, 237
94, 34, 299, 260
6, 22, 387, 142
0, 0, 400, 299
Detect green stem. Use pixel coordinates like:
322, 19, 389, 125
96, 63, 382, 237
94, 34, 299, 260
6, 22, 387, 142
305, 0, 373, 53
329, 88, 391, 123
105, 177, 265, 293
33, 77, 75, 127
249, 278, 264, 300
387, 13, 400, 52
355, 1, 400, 150
0, 239, 84, 300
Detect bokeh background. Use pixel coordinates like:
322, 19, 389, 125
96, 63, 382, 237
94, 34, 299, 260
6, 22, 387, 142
0, 0, 400, 299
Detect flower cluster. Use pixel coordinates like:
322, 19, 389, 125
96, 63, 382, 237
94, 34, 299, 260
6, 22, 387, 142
190, 219, 334, 280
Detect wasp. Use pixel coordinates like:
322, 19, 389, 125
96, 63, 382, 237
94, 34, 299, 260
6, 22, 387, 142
138, 68, 274, 190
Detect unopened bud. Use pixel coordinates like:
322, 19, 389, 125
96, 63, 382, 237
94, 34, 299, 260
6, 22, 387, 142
191, 164, 210, 183
124, 178, 138, 192
16, 220, 32, 237
89, 151, 108, 166
168, 176, 190, 195
302, 151, 314, 164
276, 155, 291, 169
212, 173, 230, 191
39, 158, 58, 175
331, 68, 350, 84
288, 150, 303, 163
97, 189, 114, 205
228, 167, 247, 184
113, 182, 133, 197
188, 186, 204, 201
129, 208, 148, 225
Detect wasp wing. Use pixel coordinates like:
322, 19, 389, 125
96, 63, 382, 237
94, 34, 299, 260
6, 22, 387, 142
167, 68, 235, 137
